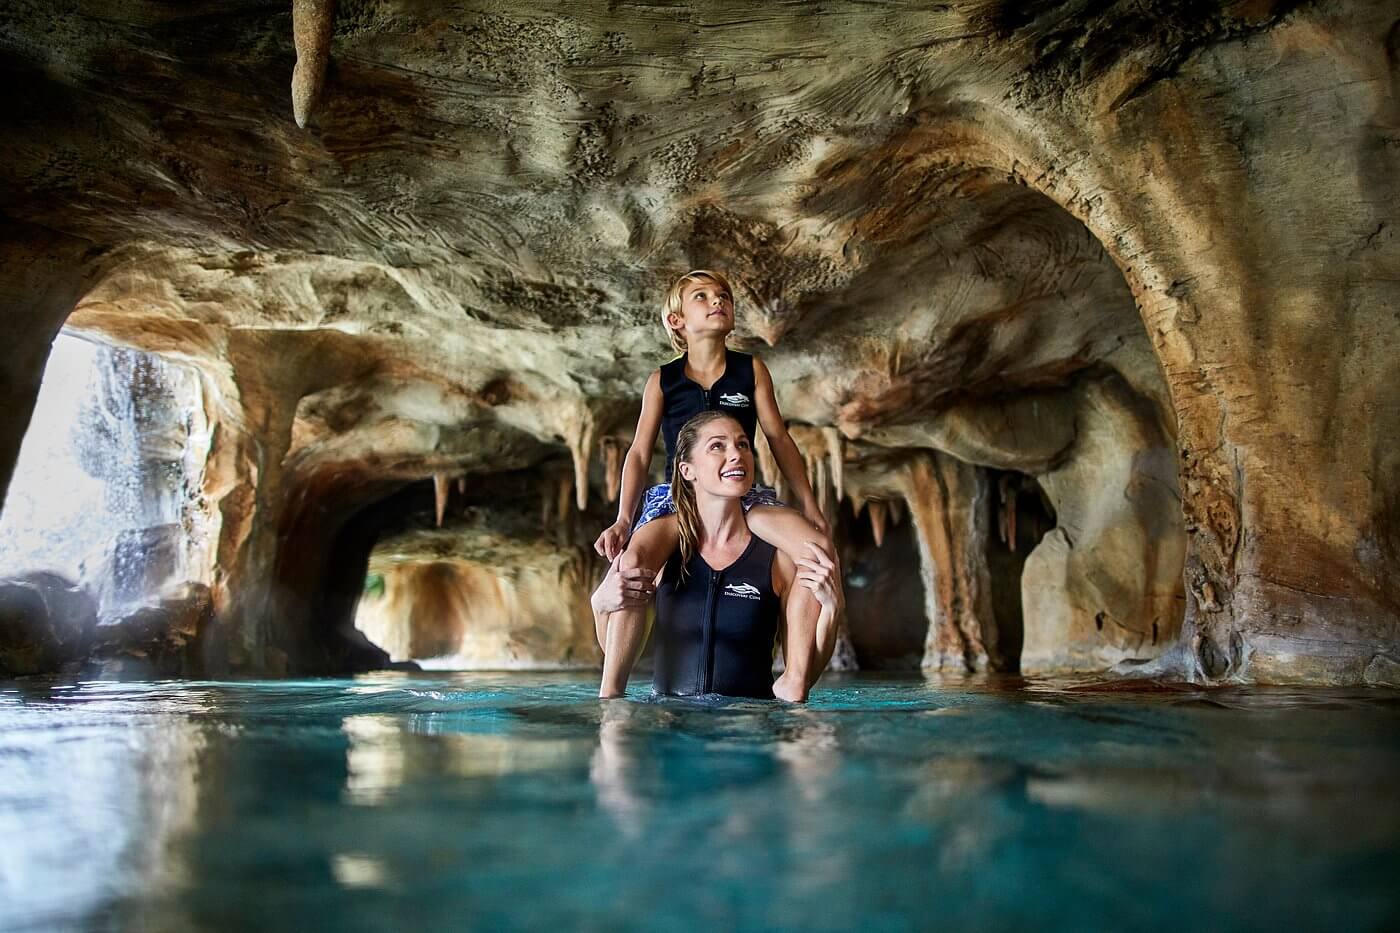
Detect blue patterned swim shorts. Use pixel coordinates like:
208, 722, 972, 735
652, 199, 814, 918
632, 482, 785, 531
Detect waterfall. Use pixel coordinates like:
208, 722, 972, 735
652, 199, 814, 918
0, 332, 202, 616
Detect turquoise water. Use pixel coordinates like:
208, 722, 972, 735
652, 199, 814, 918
2, 673, 1398, 932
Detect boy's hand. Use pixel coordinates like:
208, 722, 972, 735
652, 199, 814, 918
795, 542, 839, 614
594, 519, 632, 560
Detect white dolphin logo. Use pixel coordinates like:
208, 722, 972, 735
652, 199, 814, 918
724, 582, 762, 599
718, 392, 750, 406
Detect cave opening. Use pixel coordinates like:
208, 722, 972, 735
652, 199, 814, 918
841, 498, 928, 670
985, 470, 1057, 674
0, 330, 209, 621
343, 464, 600, 671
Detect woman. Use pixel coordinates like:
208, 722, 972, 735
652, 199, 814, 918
592, 410, 840, 701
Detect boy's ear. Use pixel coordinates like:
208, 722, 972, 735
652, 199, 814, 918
666, 311, 684, 333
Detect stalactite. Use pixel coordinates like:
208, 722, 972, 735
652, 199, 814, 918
997, 474, 1019, 551
603, 438, 623, 504
433, 473, 449, 528
822, 427, 845, 503
563, 407, 595, 512
813, 452, 830, 519
868, 499, 888, 548
888, 497, 904, 525
556, 473, 574, 525
1007, 484, 1018, 553
456, 476, 466, 496
290, 0, 336, 128
756, 430, 782, 500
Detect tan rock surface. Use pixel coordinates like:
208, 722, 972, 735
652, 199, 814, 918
0, 2, 1395, 681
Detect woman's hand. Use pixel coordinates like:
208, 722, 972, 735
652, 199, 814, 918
794, 541, 839, 614
800, 499, 830, 538
591, 558, 657, 616
594, 519, 632, 560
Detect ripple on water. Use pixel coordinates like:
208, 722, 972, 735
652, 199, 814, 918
0, 672, 1397, 933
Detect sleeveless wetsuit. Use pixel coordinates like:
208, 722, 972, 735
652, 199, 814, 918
659, 349, 759, 478
652, 535, 781, 699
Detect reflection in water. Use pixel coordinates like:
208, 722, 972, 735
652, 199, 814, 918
343, 715, 406, 805
0, 684, 206, 931
590, 701, 655, 839
1, 675, 1397, 932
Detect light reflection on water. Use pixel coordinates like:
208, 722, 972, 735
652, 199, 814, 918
1, 673, 1398, 932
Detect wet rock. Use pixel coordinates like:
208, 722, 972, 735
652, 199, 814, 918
1363, 654, 1400, 688
0, 2, 1395, 681
86, 523, 186, 619
0, 572, 97, 675
89, 582, 213, 677
355, 518, 599, 670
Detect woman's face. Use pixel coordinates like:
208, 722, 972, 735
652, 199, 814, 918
678, 417, 754, 500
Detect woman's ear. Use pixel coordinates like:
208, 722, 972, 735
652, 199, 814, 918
679, 461, 696, 482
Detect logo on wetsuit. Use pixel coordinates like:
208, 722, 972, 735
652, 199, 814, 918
723, 582, 762, 600
718, 392, 750, 407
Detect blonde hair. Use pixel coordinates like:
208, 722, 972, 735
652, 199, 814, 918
662, 269, 734, 354
671, 410, 742, 577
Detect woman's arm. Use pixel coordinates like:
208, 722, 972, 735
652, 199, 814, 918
752, 357, 828, 535
595, 370, 665, 560
772, 543, 839, 702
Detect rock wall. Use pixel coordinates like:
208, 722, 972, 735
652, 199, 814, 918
0, 1, 1394, 682
356, 524, 599, 669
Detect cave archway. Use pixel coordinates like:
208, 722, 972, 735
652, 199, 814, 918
985, 471, 1058, 674
841, 497, 928, 671
338, 467, 601, 671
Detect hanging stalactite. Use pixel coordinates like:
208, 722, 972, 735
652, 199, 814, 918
433, 472, 449, 528
556, 473, 574, 526
868, 499, 888, 547
602, 438, 623, 504
823, 426, 845, 503
756, 428, 781, 499
290, 0, 336, 128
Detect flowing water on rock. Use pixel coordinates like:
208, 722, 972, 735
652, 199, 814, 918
1, 673, 1397, 932
0, 332, 203, 611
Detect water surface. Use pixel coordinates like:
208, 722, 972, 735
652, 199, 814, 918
2, 673, 1398, 932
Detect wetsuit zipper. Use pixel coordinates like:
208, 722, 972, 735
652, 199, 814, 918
701, 567, 720, 693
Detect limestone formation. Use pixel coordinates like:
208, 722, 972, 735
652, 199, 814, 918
0, 1, 1395, 683
356, 520, 599, 669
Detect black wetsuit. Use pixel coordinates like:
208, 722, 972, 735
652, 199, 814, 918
659, 349, 759, 478
652, 535, 781, 699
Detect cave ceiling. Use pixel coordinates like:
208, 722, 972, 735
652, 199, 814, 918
0, 0, 1241, 486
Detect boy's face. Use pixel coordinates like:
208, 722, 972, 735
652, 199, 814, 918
670, 279, 734, 343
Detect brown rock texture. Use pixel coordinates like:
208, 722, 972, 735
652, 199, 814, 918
0, 1, 1395, 682
357, 522, 599, 669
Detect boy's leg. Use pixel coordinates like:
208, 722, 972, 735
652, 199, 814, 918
748, 505, 843, 676
747, 505, 845, 613
598, 515, 679, 697
746, 504, 835, 561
